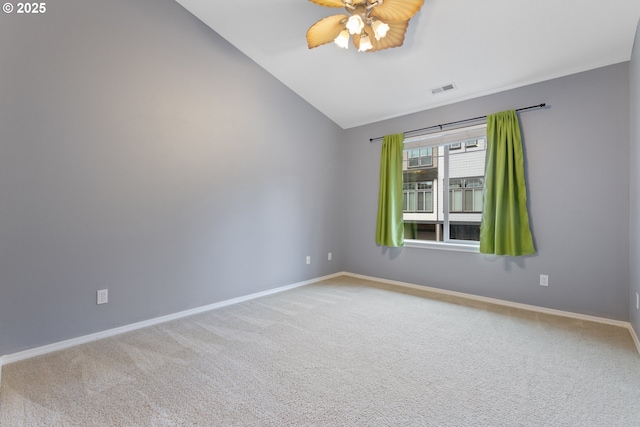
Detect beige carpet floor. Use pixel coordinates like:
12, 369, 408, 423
1, 275, 640, 426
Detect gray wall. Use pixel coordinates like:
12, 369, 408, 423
344, 63, 631, 321
0, 0, 345, 356
630, 19, 640, 336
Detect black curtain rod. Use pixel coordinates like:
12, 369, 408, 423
369, 103, 547, 143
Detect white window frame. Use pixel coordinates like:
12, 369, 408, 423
403, 181, 434, 213
450, 177, 484, 213
402, 124, 487, 252
407, 147, 433, 168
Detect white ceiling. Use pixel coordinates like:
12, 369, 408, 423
174, 0, 640, 129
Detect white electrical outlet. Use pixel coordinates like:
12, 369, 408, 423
328, 252, 332, 261
97, 289, 108, 305
306, 256, 311, 265
539, 275, 549, 287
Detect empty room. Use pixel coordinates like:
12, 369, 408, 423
1, 0, 640, 425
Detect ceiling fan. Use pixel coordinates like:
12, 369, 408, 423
306, 0, 425, 52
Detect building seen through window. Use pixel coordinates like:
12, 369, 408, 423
402, 136, 486, 243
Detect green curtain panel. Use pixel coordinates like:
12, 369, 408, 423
376, 133, 404, 247
480, 110, 535, 256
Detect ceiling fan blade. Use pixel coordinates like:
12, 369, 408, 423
357, 20, 409, 52
308, 0, 348, 8
370, 0, 424, 21
306, 14, 348, 49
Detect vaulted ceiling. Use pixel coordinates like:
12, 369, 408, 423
175, 0, 640, 129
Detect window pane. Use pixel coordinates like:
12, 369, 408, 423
419, 148, 432, 166
474, 189, 483, 211
404, 222, 439, 241
466, 178, 483, 188
451, 190, 462, 211
450, 223, 481, 241
425, 192, 432, 212
408, 150, 419, 167
464, 190, 473, 211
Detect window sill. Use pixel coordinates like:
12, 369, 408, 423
403, 239, 480, 253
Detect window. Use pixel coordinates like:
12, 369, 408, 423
401, 124, 487, 245
450, 177, 484, 212
404, 148, 433, 168
403, 181, 433, 212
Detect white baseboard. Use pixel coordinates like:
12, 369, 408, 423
344, 272, 640, 356
0, 272, 343, 368
2, 270, 638, 374
630, 323, 640, 355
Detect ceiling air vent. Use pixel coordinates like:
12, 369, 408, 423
432, 83, 457, 95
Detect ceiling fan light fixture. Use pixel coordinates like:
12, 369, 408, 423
306, 0, 424, 52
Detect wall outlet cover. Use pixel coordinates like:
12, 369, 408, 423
97, 289, 108, 305
540, 275, 549, 287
